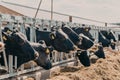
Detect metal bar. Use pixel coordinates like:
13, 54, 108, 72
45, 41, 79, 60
9, 55, 13, 73
14, 56, 17, 69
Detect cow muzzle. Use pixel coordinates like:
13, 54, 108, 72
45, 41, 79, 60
73, 46, 79, 50
34, 52, 39, 60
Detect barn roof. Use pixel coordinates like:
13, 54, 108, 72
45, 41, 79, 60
0, 5, 24, 16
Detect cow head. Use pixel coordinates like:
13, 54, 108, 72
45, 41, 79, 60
94, 45, 105, 59
78, 34, 94, 50
108, 30, 117, 49
61, 26, 82, 46
50, 29, 76, 53
2, 28, 39, 68
108, 30, 117, 42
100, 30, 116, 49
31, 41, 53, 70
98, 31, 111, 47
72, 27, 95, 41
76, 50, 90, 67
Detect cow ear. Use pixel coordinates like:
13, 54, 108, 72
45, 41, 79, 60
49, 33, 56, 40
3, 27, 12, 34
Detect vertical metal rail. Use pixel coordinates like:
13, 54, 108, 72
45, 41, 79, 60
9, 55, 13, 73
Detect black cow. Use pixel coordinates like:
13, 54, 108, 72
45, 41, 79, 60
26, 27, 76, 53
78, 34, 94, 50
98, 31, 111, 47
101, 30, 117, 49
61, 26, 94, 66
94, 44, 105, 59
0, 31, 38, 68
0, 28, 52, 70
30, 41, 53, 70
62, 26, 105, 61
72, 27, 95, 41
61, 26, 81, 47
76, 50, 90, 67
62, 26, 94, 50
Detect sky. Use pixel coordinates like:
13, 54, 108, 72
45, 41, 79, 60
1, 0, 120, 26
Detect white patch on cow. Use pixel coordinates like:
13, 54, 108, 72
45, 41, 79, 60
58, 29, 69, 39
87, 50, 90, 56
110, 31, 117, 40
99, 32, 106, 39
79, 33, 90, 40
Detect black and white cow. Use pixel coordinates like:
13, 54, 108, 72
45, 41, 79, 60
76, 50, 90, 66
61, 26, 91, 66
25, 27, 76, 53
62, 26, 94, 50
30, 40, 53, 70
0, 28, 52, 70
72, 27, 95, 41
98, 31, 111, 47
71, 26, 105, 65
100, 30, 117, 49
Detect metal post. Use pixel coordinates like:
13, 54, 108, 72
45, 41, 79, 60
9, 55, 13, 73
105, 23, 107, 27
69, 16, 72, 22
14, 56, 17, 69
51, 0, 53, 22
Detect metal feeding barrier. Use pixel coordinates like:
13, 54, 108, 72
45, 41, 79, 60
0, 13, 120, 80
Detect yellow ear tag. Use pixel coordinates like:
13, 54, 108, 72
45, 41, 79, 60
51, 35, 55, 40
46, 48, 50, 54
85, 29, 88, 32
2, 36, 7, 41
7, 30, 11, 34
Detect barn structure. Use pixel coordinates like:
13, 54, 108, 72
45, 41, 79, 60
0, 5, 24, 16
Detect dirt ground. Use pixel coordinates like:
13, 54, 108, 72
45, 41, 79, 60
47, 48, 120, 80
